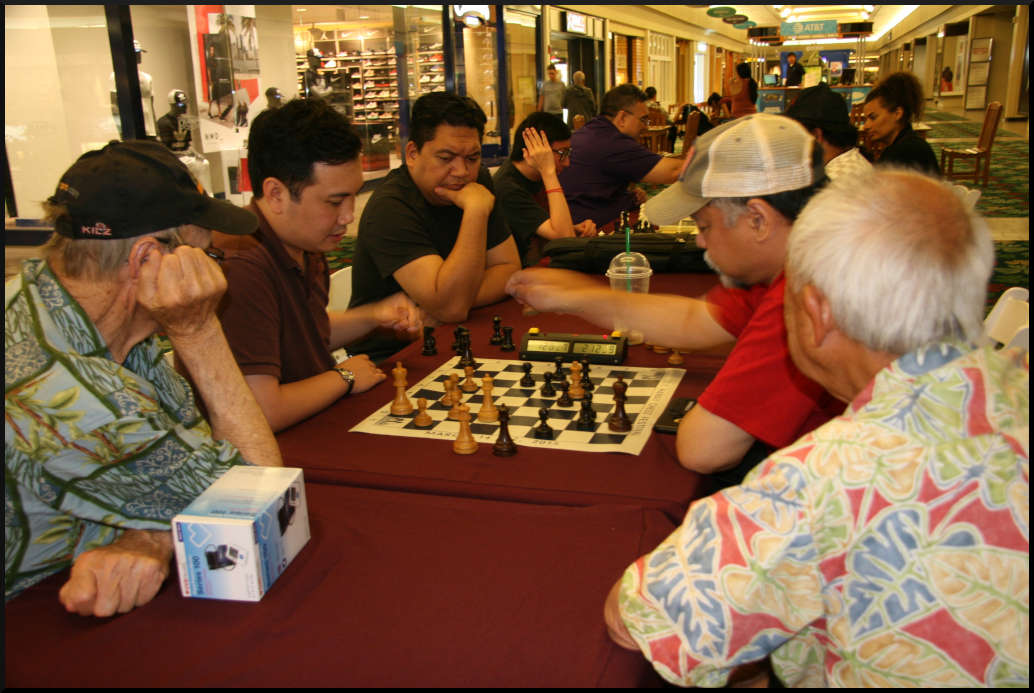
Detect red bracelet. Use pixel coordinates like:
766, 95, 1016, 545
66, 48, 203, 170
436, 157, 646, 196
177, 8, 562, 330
544, 188, 563, 194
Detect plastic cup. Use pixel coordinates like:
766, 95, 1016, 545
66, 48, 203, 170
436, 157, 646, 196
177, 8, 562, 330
606, 252, 652, 346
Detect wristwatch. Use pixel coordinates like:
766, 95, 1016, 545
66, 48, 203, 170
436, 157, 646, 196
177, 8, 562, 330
334, 366, 355, 395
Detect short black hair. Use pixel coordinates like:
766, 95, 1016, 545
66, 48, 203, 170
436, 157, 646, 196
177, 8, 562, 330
408, 92, 487, 151
792, 117, 859, 149
509, 112, 571, 161
247, 98, 360, 200
600, 84, 647, 117
865, 71, 925, 123
644, 86, 657, 99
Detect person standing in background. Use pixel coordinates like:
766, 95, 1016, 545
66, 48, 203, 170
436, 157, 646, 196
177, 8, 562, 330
563, 70, 596, 127
537, 64, 566, 117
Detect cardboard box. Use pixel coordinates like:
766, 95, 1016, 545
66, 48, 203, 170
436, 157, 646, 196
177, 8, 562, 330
172, 466, 310, 601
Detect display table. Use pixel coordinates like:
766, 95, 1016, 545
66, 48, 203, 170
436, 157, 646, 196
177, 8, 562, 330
277, 273, 726, 522
4, 483, 675, 687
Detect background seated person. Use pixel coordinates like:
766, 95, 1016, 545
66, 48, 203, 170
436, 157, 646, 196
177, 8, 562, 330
493, 112, 597, 267
861, 71, 941, 176
719, 62, 758, 120
215, 99, 424, 433
5, 140, 282, 617
784, 82, 873, 179
558, 84, 684, 227
672, 101, 716, 150
606, 169, 1028, 687
349, 92, 521, 360
508, 114, 842, 482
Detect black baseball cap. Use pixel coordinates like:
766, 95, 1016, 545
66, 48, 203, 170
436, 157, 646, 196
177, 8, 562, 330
49, 139, 256, 239
784, 82, 855, 135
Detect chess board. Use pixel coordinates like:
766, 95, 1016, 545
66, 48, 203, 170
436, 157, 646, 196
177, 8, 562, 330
350, 357, 685, 455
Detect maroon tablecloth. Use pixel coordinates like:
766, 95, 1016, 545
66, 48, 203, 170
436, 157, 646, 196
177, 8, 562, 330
277, 274, 727, 521
5, 482, 676, 687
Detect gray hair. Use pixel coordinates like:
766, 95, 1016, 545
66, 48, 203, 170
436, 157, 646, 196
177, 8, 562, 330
42, 200, 182, 280
787, 168, 994, 354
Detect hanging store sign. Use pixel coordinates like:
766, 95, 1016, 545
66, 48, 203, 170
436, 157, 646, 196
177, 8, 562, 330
723, 15, 749, 25
781, 20, 838, 38
565, 11, 587, 34
706, 7, 736, 18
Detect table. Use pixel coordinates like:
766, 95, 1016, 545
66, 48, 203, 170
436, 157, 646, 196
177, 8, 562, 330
277, 273, 726, 522
6, 272, 727, 687
4, 483, 676, 687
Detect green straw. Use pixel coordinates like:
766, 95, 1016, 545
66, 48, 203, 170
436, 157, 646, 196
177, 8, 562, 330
624, 224, 631, 290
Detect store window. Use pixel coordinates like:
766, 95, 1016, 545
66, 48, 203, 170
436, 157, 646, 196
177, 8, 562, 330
5, 5, 117, 219
504, 9, 539, 134
453, 5, 503, 157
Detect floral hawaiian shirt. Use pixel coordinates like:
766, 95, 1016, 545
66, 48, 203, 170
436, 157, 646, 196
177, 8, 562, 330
5, 259, 244, 599
619, 341, 1029, 687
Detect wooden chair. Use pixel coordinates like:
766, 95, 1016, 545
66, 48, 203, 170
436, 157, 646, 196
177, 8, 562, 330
940, 101, 1003, 186
681, 110, 702, 153
572, 114, 586, 130
983, 286, 1029, 349
646, 107, 669, 126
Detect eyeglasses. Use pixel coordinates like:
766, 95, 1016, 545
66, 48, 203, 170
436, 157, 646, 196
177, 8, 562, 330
156, 229, 225, 263
551, 147, 572, 160
622, 109, 650, 125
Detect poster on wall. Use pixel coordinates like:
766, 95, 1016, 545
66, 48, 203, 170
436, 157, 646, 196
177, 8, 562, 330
954, 37, 967, 95
187, 5, 260, 154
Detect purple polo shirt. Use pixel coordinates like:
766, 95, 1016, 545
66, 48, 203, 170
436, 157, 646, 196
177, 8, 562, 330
558, 116, 662, 226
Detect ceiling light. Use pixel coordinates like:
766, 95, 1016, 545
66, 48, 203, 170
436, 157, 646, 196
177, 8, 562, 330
297, 7, 306, 11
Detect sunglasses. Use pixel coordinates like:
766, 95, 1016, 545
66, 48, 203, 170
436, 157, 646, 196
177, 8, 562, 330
156, 229, 225, 263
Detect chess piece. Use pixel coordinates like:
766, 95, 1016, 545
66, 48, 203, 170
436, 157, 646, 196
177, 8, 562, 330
448, 385, 466, 420
448, 373, 462, 405
541, 371, 556, 397
520, 362, 535, 388
452, 325, 465, 355
421, 326, 437, 356
458, 336, 477, 370
476, 374, 498, 422
554, 357, 564, 379
492, 404, 518, 457
461, 365, 479, 393
413, 398, 433, 427
576, 393, 596, 430
532, 407, 554, 439
580, 360, 594, 392
667, 349, 684, 365
500, 326, 515, 351
607, 376, 632, 432
568, 361, 584, 400
439, 377, 455, 407
452, 404, 478, 454
390, 362, 413, 415
489, 315, 503, 345
556, 380, 572, 407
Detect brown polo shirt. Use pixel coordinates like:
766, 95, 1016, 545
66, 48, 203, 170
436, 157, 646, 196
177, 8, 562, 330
215, 201, 334, 384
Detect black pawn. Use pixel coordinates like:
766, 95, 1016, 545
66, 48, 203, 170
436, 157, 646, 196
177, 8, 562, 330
492, 404, 517, 457
452, 325, 465, 355
580, 359, 594, 392
519, 362, 535, 388
532, 407, 554, 439
607, 377, 632, 432
421, 326, 437, 356
554, 356, 564, 379
541, 371, 556, 397
556, 380, 572, 407
576, 393, 596, 430
500, 326, 515, 351
458, 335, 477, 370
489, 316, 504, 345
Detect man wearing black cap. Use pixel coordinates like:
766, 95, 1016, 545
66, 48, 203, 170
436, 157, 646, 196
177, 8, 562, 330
784, 82, 872, 180
4, 140, 282, 617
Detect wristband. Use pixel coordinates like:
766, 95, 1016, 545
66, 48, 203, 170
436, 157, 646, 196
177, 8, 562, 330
334, 367, 355, 395
544, 188, 564, 194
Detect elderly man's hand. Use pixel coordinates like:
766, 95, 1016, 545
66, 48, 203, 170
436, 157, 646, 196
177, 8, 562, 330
505, 267, 605, 314
137, 245, 226, 341
59, 529, 173, 617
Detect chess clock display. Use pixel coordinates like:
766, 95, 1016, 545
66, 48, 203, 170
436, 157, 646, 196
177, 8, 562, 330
519, 330, 628, 365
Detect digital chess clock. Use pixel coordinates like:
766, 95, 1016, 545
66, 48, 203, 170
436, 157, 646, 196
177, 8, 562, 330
519, 329, 628, 365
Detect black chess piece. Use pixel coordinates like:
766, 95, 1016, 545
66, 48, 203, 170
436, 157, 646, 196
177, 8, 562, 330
607, 376, 632, 432
576, 393, 596, 430
519, 362, 535, 388
532, 407, 554, 439
452, 325, 465, 355
553, 356, 564, 379
489, 316, 503, 346
500, 326, 515, 351
458, 337, 477, 370
492, 404, 518, 457
421, 326, 437, 356
556, 380, 572, 407
580, 359, 594, 392
541, 371, 556, 397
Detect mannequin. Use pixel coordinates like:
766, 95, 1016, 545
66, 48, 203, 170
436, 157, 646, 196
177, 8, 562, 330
109, 40, 158, 137
265, 87, 284, 110
157, 89, 192, 152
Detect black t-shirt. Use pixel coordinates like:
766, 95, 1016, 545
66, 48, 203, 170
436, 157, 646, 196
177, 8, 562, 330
492, 159, 548, 267
348, 163, 511, 361
877, 124, 942, 177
